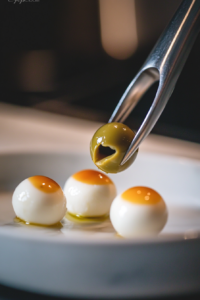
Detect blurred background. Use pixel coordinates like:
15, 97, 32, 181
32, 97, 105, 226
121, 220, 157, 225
0, 0, 200, 143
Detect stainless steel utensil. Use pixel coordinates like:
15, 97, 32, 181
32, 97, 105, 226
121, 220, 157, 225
109, 0, 200, 165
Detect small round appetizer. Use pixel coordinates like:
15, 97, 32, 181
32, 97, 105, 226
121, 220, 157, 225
12, 176, 66, 226
90, 122, 138, 173
63, 169, 117, 218
110, 186, 168, 238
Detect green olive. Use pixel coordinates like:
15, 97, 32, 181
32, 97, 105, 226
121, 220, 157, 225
90, 122, 138, 173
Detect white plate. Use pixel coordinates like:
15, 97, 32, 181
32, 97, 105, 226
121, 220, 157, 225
0, 150, 200, 298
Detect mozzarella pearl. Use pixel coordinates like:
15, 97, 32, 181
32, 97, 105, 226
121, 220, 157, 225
12, 176, 66, 225
63, 169, 117, 217
110, 186, 168, 238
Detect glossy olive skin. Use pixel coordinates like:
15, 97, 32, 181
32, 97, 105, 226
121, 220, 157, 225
90, 122, 138, 173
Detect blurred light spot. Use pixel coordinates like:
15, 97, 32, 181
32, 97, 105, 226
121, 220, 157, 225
184, 230, 199, 240
99, 0, 138, 60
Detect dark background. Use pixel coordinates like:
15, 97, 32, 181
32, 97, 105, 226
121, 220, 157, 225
0, 0, 200, 299
0, 0, 200, 143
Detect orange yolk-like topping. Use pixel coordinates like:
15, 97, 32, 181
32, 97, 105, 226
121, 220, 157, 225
29, 176, 61, 193
72, 169, 113, 185
122, 186, 162, 205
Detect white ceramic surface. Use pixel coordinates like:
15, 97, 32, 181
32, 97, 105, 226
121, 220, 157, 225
0, 151, 200, 298
0, 103, 200, 298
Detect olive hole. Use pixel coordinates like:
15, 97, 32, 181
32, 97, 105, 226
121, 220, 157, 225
96, 145, 116, 162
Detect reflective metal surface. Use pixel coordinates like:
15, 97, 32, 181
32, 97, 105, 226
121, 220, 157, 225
109, 0, 200, 165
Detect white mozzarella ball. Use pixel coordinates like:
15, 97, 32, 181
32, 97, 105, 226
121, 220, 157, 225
110, 186, 168, 238
12, 176, 66, 225
63, 169, 116, 217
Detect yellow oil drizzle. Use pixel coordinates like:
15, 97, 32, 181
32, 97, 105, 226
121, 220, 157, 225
14, 217, 63, 228
65, 212, 109, 223
116, 233, 124, 239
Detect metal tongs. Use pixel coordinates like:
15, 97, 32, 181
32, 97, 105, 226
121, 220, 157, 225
109, 0, 200, 165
